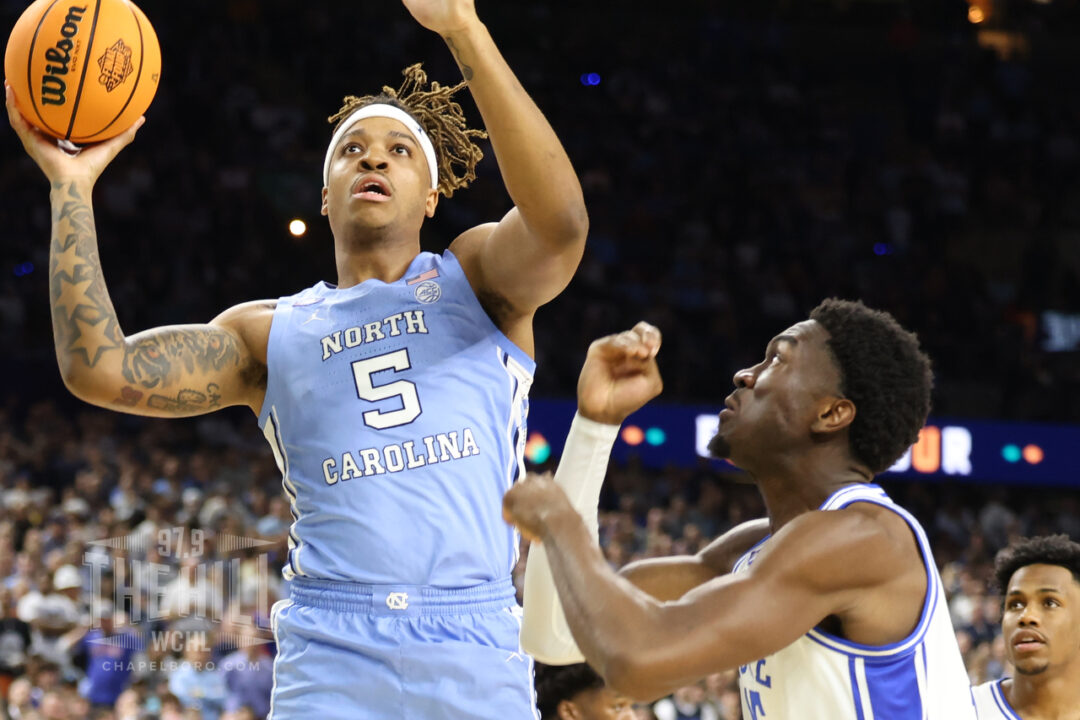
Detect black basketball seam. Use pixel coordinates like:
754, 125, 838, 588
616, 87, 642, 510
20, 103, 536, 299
25, 0, 65, 136
80, 1, 146, 141
63, 0, 103, 140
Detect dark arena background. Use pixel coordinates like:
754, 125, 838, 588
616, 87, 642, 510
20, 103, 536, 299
2, 1, 1079, 718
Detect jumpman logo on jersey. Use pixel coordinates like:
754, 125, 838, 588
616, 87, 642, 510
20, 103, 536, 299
303, 308, 328, 325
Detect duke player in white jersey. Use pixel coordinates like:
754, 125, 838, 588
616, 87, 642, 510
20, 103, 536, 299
8, 0, 588, 716
972, 535, 1080, 720
505, 300, 977, 719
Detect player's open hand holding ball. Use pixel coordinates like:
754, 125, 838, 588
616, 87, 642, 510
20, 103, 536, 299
4, 0, 159, 186
577, 322, 664, 426
6, 82, 144, 186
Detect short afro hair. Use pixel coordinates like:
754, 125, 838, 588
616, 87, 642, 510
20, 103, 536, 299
994, 535, 1080, 594
810, 299, 933, 474
535, 663, 605, 720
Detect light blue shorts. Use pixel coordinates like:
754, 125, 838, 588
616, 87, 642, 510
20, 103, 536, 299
269, 577, 537, 719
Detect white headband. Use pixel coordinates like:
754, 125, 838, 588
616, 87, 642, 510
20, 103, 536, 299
323, 104, 439, 190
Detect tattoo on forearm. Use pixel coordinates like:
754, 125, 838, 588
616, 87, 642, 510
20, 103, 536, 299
50, 183, 123, 368
147, 383, 222, 413
47, 182, 260, 416
122, 328, 242, 389
445, 37, 474, 81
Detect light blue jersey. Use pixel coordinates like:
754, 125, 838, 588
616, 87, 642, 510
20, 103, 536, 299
257, 249, 534, 586
733, 484, 977, 720
259, 249, 539, 719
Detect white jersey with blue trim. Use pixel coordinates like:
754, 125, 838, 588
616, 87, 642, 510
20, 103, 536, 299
971, 680, 1021, 720
257, 249, 534, 586
733, 483, 977, 720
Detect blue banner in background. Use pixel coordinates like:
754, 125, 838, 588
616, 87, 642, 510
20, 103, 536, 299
525, 400, 1079, 487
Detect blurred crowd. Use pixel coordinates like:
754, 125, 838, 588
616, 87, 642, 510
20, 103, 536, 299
0, 399, 282, 720
2, 1, 1080, 421
0, 396, 1074, 719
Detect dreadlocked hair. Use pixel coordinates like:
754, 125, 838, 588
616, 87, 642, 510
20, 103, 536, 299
328, 63, 487, 198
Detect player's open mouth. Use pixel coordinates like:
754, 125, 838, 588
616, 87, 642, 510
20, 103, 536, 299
352, 175, 392, 202
1011, 630, 1046, 652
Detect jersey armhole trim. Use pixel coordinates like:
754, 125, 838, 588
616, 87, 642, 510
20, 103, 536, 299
442, 248, 536, 375
732, 534, 772, 574
805, 494, 938, 660
257, 298, 296, 429
992, 679, 1022, 720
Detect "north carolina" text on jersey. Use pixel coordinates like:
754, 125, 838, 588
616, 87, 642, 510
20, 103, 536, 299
320, 310, 428, 361
321, 428, 480, 484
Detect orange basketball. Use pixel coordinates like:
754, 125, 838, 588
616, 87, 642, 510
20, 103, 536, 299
4, 0, 161, 144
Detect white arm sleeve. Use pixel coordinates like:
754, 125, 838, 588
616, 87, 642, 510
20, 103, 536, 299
520, 412, 619, 664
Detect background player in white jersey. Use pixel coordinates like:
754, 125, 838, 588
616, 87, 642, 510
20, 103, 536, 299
972, 535, 1080, 720
7, 0, 587, 716
505, 300, 976, 719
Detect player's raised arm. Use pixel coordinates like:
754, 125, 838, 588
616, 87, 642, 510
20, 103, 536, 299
403, 0, 588, 317
520, 323, 663, 664
6, 85, 268, 418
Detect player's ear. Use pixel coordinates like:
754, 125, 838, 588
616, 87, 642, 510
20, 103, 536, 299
556, 699, 581, 720
810, 396, 855, 435
425, 188, 439, 218
321, 187, 329, 217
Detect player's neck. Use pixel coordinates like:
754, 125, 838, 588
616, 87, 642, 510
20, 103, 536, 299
333, 231, 422, 287
1007, 670, 1080, 720
752, 458, 871, 532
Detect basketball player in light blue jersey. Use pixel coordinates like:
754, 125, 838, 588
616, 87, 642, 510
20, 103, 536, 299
972, 535, 1080, 720
506, 301, 977, 719
7, 0, 588, 716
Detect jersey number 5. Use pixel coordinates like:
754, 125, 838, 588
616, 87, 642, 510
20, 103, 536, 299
350, 349, 421, 429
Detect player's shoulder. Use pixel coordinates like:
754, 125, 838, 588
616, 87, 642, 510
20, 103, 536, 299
971, 679, 1015, 720
211, 299, 277, 360
834, 497, 928, 565
448, 223, 534, 338
448, 223, 498, 254
212, 299, 277, 330
779, 501, 906, 550
754, 504, 918, 589
971, 679, 994, 698
448, 223, 499, 281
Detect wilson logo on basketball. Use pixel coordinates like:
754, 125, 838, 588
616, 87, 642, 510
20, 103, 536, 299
96, 39, 134, 92
39, 4, 87, 106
